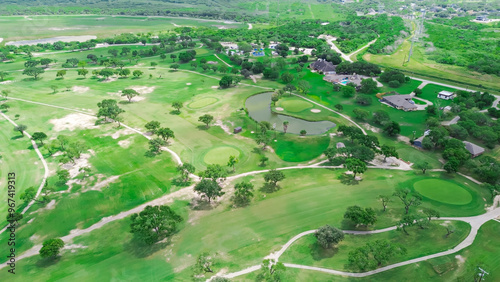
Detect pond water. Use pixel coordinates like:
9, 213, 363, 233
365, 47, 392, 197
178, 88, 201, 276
245, 92, 336, 135
6, 35, 97, 46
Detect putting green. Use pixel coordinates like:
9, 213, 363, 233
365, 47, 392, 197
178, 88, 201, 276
280, 100, 313, 112
203, 146, 240, 165
413, 179, 472, 205
188, 97, 218, 109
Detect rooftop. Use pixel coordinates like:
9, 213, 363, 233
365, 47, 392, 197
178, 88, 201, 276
463, 141, 485, 155
439, 91, 454, 96
382, 94, 417, 110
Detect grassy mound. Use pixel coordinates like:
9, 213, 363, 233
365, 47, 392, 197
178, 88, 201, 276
203, 146, 240, 165
280, 99, 313, 113
414, 179, 472, 205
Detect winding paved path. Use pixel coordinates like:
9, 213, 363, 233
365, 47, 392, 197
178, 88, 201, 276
211, 196, 500, 280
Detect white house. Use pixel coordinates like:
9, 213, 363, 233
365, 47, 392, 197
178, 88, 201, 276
438, 91, 455, 100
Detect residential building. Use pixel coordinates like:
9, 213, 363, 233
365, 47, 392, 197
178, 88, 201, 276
380, 94, 417, 111
463, 141, 485, 158
438, 90, 455, 100
310, 59, 337, 75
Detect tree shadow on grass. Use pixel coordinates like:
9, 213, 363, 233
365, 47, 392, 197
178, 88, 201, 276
171, 177, 192, 187
309, 242, 338, 261
35, 257, 61, 268
11, 135, 24, 140
259, 183, 280, 193
118, 100, 131, 105
338, 174, 360, 185
196, 125, 209, 131
144, 150, 160, 158
125, 238, 170, 258
169, 110, 181, 115
189, 197, 216, 211
76, 78, 85, 81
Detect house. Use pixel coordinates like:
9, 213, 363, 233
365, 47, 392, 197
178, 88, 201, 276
380, 94, 417, 111
413, 136, 425, 148
234, 127, 242, 134
438, 90, 455, 100
336, 142, 345, 149
476, 15, 488, 21
310, 59, 337, 75
463, 141, 485, 158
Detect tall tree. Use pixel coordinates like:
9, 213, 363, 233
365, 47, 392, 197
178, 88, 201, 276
194, 179, 224, 203
13, 124, 27, 136
198, 114, 214, 128
380, 145, 398, 162
378, 195, 391, 212
315, 225, 345, 249
263, 169, 285, 188
97, 99, 125, 124
177, 163, 195, 182
145, 120, 161, 135
23, 67, 44, 79
227, 155, 239, 172
130, 205, 182, 244
121, 89, 139, 103
393, 188, 422, 214
232, 181, 254, 207
344, 158, 367, 178
344, 205, 377, 226
157, 127, 174, 142
172, 101, 183, 113
32, 132, 48, 145
39, 238, 64, 259
414, 161, 430, 174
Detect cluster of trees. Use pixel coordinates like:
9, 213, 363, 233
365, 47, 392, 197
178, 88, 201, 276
335, 61, 381, 76
45, 134, 88, 165
379, 69, 409, 88
144, 120, 175, 155
130, 205, 182, 245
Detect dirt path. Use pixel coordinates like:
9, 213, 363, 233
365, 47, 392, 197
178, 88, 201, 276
214, 54, 232, 67
307, 3, 315, 19
318, 35, 351, 62
348, 37, 378, 60
0, 112, 49, 234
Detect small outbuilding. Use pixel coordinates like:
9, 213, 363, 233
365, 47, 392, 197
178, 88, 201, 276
438, 91, 455, 100
463, 141, 485, 158
336, 142, 346, 149
234, 127, 242, 134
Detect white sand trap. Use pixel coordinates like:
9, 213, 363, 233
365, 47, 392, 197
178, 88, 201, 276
50, 113, 98, 132
72, 86, 90, 93
0, 80, 12, 85
101, 77, 117, 83
130, 86, 155, 95
275, 107, 284, 111
61, 152, 92, 178
211, 86, 219, 89
118, 139, 132, 148
310, 109, 321, 113
0, 38, 3, 43
186, 83, 192, 85
84, 175, 121, 192
102, 128, 134, 139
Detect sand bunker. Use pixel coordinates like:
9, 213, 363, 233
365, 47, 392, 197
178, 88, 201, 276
0, 38, 3, 43
50, 113, 98, 132
0, 80, 12, 85
118, 139, 132, 148
211, 86, 219, 89
72, 86, 90, 93
130, 86, 155, 95
275, 107, 284, 111
310, 109, 321, 113
186, 83, 192, 85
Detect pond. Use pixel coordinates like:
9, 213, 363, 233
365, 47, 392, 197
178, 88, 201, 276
245, 92, 336, 135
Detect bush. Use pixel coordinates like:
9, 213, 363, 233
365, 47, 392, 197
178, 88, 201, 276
388, 80, 401, 88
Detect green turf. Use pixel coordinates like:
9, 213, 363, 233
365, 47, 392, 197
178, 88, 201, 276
203, 146, 241, 165
280, 220, 470, 272
187, 97, 219, 109
414, 179, 472, 205
279, 99, 313, 113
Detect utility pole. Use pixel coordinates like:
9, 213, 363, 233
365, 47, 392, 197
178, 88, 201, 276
475, 267, 489, 282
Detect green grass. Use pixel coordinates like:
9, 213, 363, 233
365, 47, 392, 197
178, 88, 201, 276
419, 83, 457, 107
279, 99, 313, 113
379, 79, 423, 95
203, 146, 241, 165
187, 97, 219, 109
271, 134, 330, 162
414, 179, 472, 205
280, 220, 470, 272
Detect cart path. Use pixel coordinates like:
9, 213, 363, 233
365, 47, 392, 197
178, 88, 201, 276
0, 96, 492, 271
348, 37, 378, 59
212, 196, 500, 279
214, 54, 232, 67
0, 112, 49, 233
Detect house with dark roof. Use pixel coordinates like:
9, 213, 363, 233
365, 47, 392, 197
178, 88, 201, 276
476, 15, 488, 21
380, 94, 417, 111
310, 59, 337, 75
463, 141, 485, 158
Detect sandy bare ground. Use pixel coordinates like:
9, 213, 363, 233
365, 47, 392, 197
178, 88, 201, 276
310, 109, 321, 113
50, 113, 98, 132
118, 139, 132, 148
72, 86, 90, 93
6, 35, 97, 46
